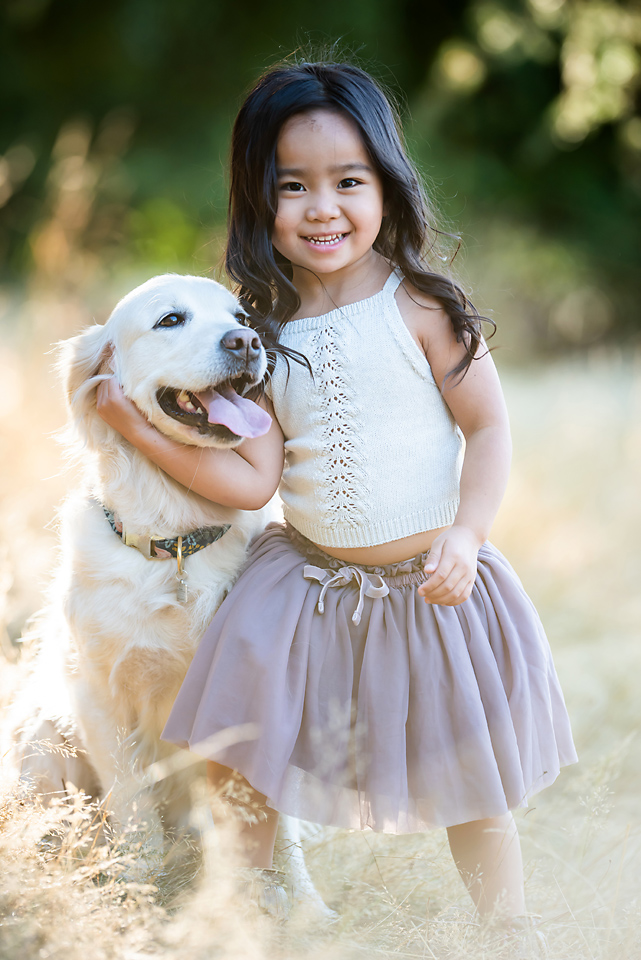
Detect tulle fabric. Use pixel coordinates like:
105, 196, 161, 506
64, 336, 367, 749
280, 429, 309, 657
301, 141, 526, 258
162, 523, 577, 833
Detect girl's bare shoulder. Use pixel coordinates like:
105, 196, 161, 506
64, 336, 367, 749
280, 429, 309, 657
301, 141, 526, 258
394, 278, 457, 363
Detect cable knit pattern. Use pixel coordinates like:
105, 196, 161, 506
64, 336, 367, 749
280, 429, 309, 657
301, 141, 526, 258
307, 305, 370, 528
268, 270, 464, 548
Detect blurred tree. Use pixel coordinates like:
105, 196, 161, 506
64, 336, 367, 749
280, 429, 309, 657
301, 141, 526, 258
413, 0, 641, 343
0, 0, 639, 346
0, 0, 460, 277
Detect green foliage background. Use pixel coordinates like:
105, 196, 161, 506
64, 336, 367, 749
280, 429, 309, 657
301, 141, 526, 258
1, 0, 639, 353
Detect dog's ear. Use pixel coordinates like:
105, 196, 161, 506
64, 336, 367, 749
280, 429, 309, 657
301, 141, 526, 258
57, 323, 113, 447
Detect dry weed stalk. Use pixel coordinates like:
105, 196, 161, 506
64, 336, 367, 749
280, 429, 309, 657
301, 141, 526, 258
2, 285, 641, 958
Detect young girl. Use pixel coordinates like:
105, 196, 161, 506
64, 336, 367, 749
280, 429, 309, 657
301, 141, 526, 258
97, 60, 577, 923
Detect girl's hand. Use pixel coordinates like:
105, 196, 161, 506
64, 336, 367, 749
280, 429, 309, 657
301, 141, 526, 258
96, 377, 153, 444
95, 377, 284, 510
418, 526, 481, 606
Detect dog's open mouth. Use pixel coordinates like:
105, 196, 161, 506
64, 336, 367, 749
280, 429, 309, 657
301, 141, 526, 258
157, 375, 271, 440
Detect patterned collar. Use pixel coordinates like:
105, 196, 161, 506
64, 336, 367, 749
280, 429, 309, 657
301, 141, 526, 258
102, 504, 231, 560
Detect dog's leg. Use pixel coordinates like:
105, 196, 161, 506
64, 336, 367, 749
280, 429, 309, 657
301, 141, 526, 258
8, 625, 102, 802
13, 715, 101, 801
70, 681, 166, 876
275, 816, 337, 920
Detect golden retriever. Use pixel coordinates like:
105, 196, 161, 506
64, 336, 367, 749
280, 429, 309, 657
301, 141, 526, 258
10, 276, 332, 916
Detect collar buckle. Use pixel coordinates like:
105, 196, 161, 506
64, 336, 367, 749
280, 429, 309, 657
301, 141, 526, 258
122, 529, 165, 560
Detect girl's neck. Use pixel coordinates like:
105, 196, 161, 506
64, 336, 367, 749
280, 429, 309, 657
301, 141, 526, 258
290, 249, 391, 320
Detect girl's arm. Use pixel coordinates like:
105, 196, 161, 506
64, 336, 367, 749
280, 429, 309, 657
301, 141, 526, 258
397, 285, 512, 606
96, 377, 284, 510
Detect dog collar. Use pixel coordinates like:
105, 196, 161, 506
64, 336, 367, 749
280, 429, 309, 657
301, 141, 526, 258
102, 504, 231, 560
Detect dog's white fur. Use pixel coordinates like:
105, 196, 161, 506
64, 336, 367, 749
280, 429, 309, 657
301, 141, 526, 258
10, 275, 330, 913
12, 275, 269, 829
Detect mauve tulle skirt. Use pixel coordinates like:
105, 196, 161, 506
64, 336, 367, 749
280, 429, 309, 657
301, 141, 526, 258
162, 523, 577, 833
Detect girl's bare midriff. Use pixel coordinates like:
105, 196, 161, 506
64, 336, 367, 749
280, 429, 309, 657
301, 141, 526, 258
311, 525, 451, 566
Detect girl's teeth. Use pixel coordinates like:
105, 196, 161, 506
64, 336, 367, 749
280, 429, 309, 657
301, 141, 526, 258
307, 234, 343, 245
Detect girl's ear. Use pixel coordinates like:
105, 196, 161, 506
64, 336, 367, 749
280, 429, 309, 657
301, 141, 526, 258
57, 323, 114, 447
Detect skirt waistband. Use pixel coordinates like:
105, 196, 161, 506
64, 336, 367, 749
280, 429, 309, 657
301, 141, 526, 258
285, 523, 429, 588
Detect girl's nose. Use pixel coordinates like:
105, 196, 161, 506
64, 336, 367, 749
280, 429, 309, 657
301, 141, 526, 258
306, 192, 340, 222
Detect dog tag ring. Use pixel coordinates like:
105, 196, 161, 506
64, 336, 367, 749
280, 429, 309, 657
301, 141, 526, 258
176, 536, 188, 603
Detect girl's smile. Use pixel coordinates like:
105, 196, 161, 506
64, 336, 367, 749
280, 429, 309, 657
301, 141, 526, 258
302, 232, 348, 248
272, 109, 386, 290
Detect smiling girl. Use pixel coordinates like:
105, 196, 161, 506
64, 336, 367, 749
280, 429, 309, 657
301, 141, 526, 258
98, 60, 577, 925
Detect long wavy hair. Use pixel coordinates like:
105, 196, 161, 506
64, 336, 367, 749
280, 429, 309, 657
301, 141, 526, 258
226, 59, 490, 382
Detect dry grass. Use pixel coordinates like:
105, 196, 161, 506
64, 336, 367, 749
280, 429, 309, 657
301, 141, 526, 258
1, 282, 640, 959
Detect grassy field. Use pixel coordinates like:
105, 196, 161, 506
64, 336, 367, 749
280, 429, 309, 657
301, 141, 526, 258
1, 282, 640, 959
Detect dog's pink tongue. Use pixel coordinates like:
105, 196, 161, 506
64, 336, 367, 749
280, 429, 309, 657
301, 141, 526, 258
193, 385, 271, 438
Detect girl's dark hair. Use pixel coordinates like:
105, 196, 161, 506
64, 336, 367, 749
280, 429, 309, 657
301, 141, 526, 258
226, 59, 490, 382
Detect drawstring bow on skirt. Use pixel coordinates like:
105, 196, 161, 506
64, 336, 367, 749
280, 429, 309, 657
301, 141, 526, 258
303, 564, 390, 625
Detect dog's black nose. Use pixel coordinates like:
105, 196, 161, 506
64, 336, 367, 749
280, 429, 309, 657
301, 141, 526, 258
221, 328, 262, 360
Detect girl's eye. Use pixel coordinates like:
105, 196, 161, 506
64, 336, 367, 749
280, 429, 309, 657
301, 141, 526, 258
154, 313, 186, 329
280, 181, 305, 192
338, 178, 361, 189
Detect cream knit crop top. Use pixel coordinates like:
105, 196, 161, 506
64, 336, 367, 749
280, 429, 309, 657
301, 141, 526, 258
267, 270, 464, 548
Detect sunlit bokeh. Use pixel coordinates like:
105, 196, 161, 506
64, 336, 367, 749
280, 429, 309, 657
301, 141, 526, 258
1, 1, 640, 957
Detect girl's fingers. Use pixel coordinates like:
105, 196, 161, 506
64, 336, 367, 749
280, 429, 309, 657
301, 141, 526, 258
421, 529, 480, 604
418, 553, 458, 596
96, 377, 120, 414
421, 551, 456, 583
97, 376, 119, 399
422, 580, 463, 603
423, 541, 443, 574
420, 565, 475, 605
95, 377, 146, 436
423, 583, 472, 606
98, 378, 131, 412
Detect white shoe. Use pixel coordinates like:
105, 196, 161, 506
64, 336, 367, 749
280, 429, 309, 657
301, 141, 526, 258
239, 867, 291, 921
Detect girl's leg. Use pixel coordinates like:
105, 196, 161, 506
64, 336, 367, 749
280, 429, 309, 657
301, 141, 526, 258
207, 760, 279, 869
446, 812, 525, 919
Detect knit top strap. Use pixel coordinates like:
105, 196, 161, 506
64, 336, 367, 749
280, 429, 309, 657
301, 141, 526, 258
382, 268, 404, 297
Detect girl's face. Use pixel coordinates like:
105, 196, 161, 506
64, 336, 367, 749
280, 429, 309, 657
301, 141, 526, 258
272, 109, 385, 280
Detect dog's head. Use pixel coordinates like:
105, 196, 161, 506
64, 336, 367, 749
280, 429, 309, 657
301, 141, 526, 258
61, 274, 270, 450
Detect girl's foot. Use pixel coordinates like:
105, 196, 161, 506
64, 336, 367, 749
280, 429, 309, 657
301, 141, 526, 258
485, 914, 547, 958
239, 866, 291, 921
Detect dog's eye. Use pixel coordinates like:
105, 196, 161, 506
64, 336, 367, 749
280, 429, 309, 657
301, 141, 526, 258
155, 313, 186, 329
235, 312, 248, 326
